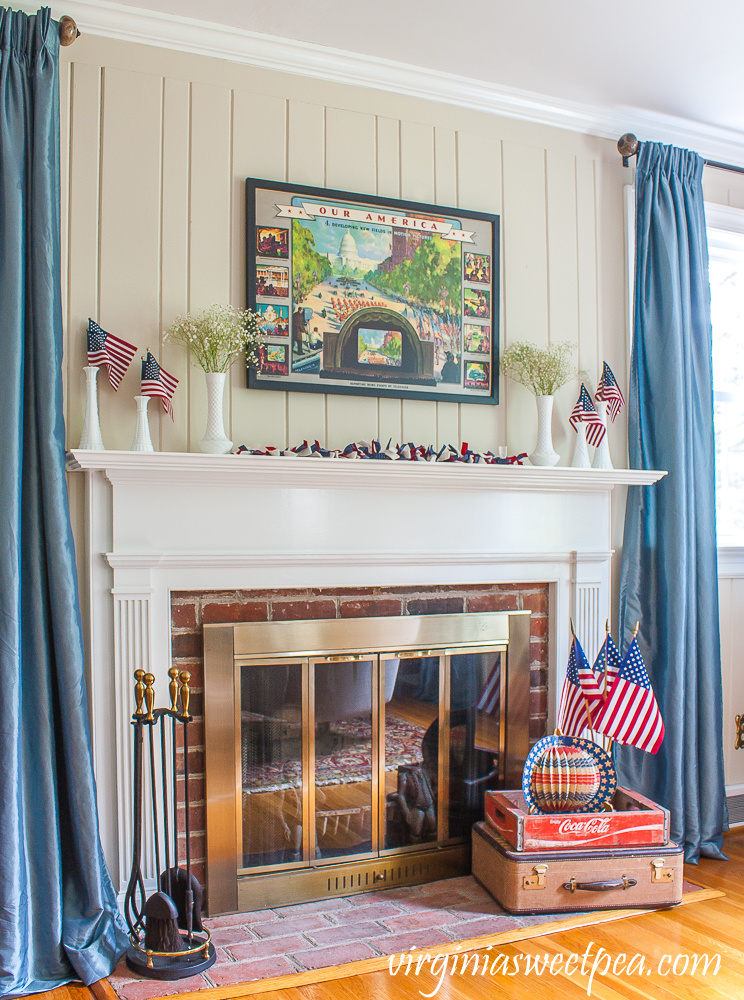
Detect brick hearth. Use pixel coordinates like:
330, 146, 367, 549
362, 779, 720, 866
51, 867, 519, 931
170, 583, 550, 897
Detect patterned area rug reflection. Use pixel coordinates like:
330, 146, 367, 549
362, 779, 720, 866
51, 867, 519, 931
242, 715, 426, 792
110, 875, 588, 999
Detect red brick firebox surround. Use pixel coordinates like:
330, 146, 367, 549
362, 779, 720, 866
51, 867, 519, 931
169, 582, 550, 894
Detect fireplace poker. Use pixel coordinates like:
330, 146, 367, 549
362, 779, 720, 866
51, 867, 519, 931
180, 670, 194, 945
124, 670, 147, 936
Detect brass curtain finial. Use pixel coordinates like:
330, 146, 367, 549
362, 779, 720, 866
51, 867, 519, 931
59, 16, 80, 46
618, 133, 640, 168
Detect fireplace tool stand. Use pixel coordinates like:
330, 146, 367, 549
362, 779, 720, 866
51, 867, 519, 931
124, 668, 216, 979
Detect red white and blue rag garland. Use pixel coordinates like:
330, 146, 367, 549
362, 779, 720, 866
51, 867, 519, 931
237, 439, 527, 464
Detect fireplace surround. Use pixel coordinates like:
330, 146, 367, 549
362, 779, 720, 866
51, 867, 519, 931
65, 450, 666, 906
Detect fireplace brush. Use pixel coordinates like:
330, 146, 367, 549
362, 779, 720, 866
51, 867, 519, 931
124, 668, 216, 979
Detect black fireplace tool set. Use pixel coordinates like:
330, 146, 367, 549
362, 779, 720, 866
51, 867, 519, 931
124, 667, 216, 979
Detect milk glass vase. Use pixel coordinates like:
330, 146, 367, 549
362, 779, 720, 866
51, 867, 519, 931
200, 371, 231, 454
530, 394, 560, 467
163, 304, 261, 456
592, 400, 613, 469
79, 365, 105, 450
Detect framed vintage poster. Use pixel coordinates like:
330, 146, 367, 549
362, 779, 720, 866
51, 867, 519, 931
246, 178, 500, 404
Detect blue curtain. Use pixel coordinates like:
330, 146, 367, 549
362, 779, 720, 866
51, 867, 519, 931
617, 142, 727, 863
0, 8, 128, 994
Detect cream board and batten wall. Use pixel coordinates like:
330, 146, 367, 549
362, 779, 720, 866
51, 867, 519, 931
59, 34, 629, 462
59, 36, 744, 805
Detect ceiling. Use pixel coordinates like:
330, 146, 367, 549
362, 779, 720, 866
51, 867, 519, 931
100, 0, 744, 138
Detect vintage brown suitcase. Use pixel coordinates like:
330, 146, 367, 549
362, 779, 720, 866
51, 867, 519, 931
472, 821, 683, 914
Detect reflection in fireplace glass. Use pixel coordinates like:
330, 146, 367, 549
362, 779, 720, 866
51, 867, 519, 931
314, 660, 373, 859
448, 652, 501, 837
241, 662, 303, 868
384, 656, 440, 849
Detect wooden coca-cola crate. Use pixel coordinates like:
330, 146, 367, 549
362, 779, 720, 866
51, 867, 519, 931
484, 787, 669, 851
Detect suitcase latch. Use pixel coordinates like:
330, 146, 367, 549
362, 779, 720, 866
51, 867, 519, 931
523, 864, 548, 890
651, 858, 674, 883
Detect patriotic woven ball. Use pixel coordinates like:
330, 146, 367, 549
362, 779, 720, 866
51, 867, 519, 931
529, 742, 600, 812
522, 734, 616, 814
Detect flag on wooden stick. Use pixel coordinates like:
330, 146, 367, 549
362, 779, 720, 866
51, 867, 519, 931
569, 384, 606, 447
595, 362, 625, 423
141, 350, 178, 420
87, 318, 137, 390
592, 633, 664, 754
592, 629, 622, 698
557, 633, 605, 737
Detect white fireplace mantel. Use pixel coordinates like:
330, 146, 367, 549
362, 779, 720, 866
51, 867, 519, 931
66, 449, 666, 893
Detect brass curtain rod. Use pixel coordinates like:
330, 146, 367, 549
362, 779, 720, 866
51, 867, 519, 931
59, 15, 80, 46
618, 132, 744, 177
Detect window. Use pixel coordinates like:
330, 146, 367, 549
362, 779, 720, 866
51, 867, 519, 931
625, 194, 744, 546
708, 205, 744, 546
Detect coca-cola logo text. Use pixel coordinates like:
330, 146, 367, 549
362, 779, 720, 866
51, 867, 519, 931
556, 817, 612, 835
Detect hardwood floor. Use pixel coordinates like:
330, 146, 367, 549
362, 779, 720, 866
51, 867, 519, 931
54, 830, 744, 1000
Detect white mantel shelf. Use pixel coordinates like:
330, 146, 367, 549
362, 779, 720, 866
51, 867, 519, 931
66, 449, 667, 493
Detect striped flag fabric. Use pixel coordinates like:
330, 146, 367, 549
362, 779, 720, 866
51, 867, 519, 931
592, 635, 665, 754
87, 318, 137, 390
141, 350, 178, 420
476, 660, 501, 715
592, 632, 622, 698
595, 362, 625, 423
569, 384, 606, 447
557, 635, 605, 737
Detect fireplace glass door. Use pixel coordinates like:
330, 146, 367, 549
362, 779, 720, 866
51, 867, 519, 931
238, 647, 504, 874
312, 657, 375, 860
240, 659, 305, 869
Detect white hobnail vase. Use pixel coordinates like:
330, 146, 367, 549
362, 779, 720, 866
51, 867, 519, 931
529, 394, 559, 467
592, 400, 613, 469
199, 371, 232, 454
571, 419, 592, 468
130, 395, 154, 452
79, 365, 105, 450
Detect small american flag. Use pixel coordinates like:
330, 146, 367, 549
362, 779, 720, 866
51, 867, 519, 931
570, 384, 606, 447
141, 350, 178, 420
593, 635, 664, 754
592, 632, 622, 698
557, 635, 605, 737
87, 318, 137, 390
595, 362, 625, 423
476, 661, 501, 715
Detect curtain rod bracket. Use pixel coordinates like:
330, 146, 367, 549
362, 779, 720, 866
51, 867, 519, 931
618, 133, 640, 168
59, 15, 80, 46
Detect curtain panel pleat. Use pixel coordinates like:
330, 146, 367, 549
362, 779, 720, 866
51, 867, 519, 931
617, 141, 727, 863
0, 7, 127, 994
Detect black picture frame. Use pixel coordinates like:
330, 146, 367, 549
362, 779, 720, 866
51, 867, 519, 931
246, 177, 500, 405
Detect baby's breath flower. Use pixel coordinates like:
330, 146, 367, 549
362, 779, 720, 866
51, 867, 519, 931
163, 304, 262, 373
500, 341, 579, 396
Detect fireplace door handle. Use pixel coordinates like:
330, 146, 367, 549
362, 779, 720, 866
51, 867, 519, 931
390, 650, 438, 658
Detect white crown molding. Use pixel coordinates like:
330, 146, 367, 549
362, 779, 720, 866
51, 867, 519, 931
41, 0, 744, 166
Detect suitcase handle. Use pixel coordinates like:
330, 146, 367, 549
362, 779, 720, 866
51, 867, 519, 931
563, 877, 637, 893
